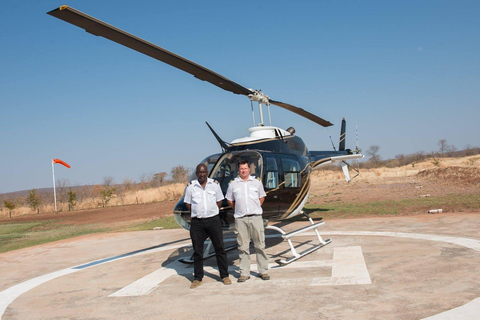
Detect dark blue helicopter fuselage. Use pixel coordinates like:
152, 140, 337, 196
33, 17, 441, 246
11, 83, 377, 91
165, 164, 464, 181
173, 133, 351, 230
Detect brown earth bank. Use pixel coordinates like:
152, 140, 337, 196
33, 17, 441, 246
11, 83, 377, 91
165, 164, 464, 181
3, 164, 480, 226
1, 200, 177, 225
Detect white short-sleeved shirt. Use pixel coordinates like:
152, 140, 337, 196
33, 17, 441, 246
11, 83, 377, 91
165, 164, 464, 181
184, 178, 224, 218
225, 176, 267, 218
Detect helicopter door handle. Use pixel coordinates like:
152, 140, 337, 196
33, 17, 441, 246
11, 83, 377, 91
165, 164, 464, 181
273, 195, 278, 199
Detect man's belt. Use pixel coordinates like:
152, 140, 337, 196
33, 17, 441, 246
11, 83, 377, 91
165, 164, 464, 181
192, 216, 217, 220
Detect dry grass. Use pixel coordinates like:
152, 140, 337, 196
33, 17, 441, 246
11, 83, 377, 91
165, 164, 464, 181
2, 183, 185, 219
312, 155, 480, 187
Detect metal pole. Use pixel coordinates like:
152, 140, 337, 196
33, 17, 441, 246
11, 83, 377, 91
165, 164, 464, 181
250, 101, 256, 127
52, 160, 57, 213
258, 103, 264, 126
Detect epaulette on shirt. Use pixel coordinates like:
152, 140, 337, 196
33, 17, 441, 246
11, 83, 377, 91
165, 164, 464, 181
214, 180, 219, 184
257, 177, 261, 181
186, 182, 192, 186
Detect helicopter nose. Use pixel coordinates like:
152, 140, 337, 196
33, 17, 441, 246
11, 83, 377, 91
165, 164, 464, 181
173, 197, 191, 230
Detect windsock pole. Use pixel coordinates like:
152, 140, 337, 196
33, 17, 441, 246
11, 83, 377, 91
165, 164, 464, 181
52, 160, 57, 213
51, 159, 70, 213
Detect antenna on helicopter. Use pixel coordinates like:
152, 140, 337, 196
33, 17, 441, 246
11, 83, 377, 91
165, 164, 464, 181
329, 134, 336, 151
355, 124, 361, 154
205, 122, 231, 153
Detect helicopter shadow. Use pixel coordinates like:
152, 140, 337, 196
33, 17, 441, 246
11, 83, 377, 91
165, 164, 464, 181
160, 230, 286, 283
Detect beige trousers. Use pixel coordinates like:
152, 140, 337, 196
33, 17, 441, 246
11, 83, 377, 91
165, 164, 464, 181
234, 215, 269, 276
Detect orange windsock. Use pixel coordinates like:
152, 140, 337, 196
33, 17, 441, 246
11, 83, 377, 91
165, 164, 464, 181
53, 158, 71, 168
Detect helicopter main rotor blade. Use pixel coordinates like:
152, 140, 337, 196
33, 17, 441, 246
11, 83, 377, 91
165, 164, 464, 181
269, 99, 333, 127
47, 6, 253, 96
48, 6, 333, 127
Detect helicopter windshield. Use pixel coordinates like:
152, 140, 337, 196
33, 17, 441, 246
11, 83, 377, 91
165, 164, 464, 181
187, 153, 222, 182
210, 151, 263, 193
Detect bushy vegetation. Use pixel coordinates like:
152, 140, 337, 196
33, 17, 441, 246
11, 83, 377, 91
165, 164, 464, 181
361, 141, 480, 169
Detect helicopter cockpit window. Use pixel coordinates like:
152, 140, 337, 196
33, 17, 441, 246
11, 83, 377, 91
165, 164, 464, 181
210, 151, 262, 193
264, 156, 279, 189
282, 157, 301, 188
188, 153, 221, 183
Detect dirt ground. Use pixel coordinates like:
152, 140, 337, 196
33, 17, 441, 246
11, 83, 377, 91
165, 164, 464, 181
2, 200, 177, 225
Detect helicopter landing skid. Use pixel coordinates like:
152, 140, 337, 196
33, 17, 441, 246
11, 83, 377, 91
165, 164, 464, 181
267, 213, 331, 266
179, 239, 237, 264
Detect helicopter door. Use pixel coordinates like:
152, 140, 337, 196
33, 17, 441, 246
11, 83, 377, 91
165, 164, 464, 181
278, 155, 302, 213
262, 154, 280, 214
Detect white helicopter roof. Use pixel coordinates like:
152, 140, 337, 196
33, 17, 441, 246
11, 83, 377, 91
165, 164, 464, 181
230, 126, 292, 144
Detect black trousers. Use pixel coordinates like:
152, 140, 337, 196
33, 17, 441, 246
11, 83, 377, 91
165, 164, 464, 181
190, 215, 229, 281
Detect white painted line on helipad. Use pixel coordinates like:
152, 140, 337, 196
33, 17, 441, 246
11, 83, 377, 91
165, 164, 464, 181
318, 231, 480, 251
0, 268, 78, 319
311, 246, 371, 286
420, 297, 480, 320
109, 260, 189, 297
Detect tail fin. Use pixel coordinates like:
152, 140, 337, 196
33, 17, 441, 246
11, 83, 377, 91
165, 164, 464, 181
339, 117, 346, 151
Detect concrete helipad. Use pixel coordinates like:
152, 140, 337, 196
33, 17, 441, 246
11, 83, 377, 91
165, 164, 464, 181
1, 213, 480, 320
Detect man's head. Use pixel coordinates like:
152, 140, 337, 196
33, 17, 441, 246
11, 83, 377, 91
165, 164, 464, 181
238, 159, 250, 180
196, 164, 208, 184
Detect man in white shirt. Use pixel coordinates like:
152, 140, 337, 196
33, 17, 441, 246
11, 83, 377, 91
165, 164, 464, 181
184, 164, 231, 288
226, 159, 269, 282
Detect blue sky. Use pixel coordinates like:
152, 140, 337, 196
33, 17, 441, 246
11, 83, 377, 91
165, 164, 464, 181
1, 0, 479, 193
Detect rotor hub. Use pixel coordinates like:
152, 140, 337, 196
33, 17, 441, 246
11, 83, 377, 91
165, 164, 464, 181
248, 90, 270, 105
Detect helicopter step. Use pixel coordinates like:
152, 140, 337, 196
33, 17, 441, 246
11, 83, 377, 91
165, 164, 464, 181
266, 213, 331, 266
179, 238, 237, 264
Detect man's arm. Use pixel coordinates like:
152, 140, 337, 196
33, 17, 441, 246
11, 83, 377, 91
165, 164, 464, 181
227, 200, 235, 211
259, 197, 265, 206
185, 203, 191, 213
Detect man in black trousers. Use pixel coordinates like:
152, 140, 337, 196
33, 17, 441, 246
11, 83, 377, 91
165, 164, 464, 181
184, 164, 231, 288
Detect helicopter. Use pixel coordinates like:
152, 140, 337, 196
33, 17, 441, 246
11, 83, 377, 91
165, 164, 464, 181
48, 6, 363, 265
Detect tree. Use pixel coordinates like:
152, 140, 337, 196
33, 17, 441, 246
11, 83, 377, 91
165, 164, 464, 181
171, 165, 190, 183
438, 139, 457, 156
366, 145, 381, 165
438, 139, 448, 156
121, 178, 136, 193
447, 144, 457, 155
100, 176, 116, 207
103, 176, 114, 187
100, 187, 115, 207
138, 172, 153, 189
27, 189, 40, 211
153, 172, 167, 187
3, 200, 15, 218
67, 190, 77, 211
56, 178, 71, 209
